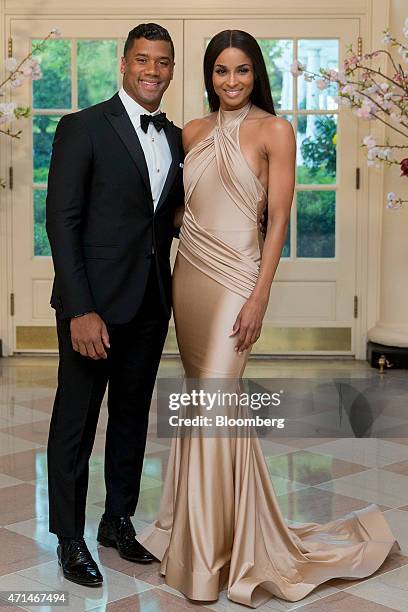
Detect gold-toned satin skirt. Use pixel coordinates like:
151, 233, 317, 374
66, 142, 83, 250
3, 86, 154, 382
138, 253, 398, 607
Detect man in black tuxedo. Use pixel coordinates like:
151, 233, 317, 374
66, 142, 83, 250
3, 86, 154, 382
46, 23, 183, 587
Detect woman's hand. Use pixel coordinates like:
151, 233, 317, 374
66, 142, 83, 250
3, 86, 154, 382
229, 296, 268, 354
174, 204, 185, 229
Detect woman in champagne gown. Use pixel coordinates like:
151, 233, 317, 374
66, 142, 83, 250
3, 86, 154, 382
137, 30, 397, 608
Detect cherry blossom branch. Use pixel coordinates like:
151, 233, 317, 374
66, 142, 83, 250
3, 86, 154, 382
0, 29, 60, 91
370, 143, 408, 149
290, 19, 408, 208
0, 127, 21, 138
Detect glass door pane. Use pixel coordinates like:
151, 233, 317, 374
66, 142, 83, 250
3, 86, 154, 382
10, 18, 183, 351
31, 37, 121, 257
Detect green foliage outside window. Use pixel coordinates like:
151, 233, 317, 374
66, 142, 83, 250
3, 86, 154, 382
32, 39, 119, 255
32, 39, 71, 109
34, 190, 50, 256
257, 39, 292, 110
33, 115, 60, 183
297, 191, 335, 258
300, 115, 337, 181
77, 40, 118, 108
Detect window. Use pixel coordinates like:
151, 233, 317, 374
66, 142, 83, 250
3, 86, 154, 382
203, 37, 339, 259
32, 38, 121, 256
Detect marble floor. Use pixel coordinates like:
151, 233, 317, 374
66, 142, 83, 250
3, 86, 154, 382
0, 356, 407, 611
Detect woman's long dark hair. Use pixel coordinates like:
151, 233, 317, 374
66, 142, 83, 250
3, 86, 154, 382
204, 30, 276, 115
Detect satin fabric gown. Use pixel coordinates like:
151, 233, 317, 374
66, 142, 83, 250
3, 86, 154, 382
137, 103, 398, 607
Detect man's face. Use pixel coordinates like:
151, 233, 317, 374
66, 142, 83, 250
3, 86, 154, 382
121, 37, 174, 112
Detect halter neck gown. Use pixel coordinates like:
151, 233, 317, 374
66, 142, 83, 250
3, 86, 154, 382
137, 103, 397, 607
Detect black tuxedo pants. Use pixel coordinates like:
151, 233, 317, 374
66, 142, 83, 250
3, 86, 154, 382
47, 265, 169, 538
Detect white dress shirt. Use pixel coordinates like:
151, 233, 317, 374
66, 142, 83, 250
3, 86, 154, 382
118, 87, 172, 210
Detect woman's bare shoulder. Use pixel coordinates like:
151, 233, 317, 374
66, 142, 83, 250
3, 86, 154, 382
182, 113, 216, 153
250, 106, 292, 131
249, 108, 295, 152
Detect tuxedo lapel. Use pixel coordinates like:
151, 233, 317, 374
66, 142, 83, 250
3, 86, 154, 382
155, 120, 180, 212
104, 94, 153, 203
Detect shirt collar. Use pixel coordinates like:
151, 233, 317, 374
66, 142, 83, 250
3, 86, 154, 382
119, 87, 162, 125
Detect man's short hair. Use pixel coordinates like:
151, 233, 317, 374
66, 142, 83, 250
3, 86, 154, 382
124, 23, 175, 60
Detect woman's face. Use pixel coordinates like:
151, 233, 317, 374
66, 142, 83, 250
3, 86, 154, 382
212, 47, 255, 110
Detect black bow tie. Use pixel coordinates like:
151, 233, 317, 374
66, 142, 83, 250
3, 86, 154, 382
140, 112, 166, 134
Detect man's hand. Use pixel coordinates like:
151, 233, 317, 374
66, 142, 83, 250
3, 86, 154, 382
70, 312, 110, 360
174, 204, 185, 229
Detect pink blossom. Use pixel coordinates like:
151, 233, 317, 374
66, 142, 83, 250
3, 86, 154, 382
386, 192, 402, 209
290, 60, 306, 77
337, 70, 347, 84
354, 102, 375, 120
362, 135, 377, 149
364, 85, 378, 94
5, 57, 17, 71
341, 83, 357, 95
22, 58, 39, 74
382, 30, 392, 44
325, 69, 340, 81
0, 102, 17, 124
376, 148, 393, 161
348, 54, 361, 68
21, 58, 42, 80
316, 79, 328, 90
367, 147, 380, 160
10, 76, 23, 88
336, 95, 352, 107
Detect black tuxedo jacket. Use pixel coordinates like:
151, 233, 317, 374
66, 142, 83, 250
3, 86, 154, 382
46, 93, 184, 323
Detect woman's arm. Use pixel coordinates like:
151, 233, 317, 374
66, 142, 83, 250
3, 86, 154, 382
231, 117, 296, 353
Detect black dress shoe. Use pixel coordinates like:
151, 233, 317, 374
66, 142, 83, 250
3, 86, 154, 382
57, 538, 103, 587
97, 515, 154, 563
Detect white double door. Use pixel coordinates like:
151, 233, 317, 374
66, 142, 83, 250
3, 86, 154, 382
9, 16, 360, 354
